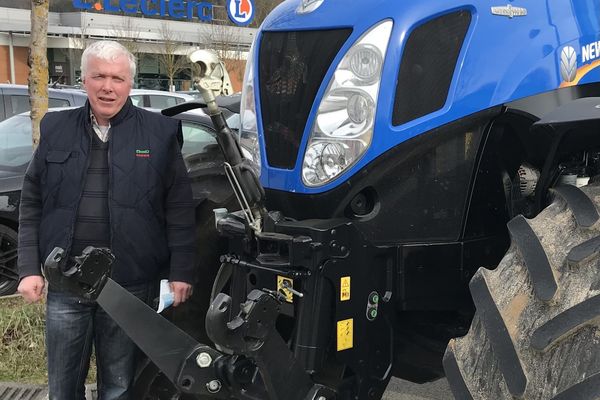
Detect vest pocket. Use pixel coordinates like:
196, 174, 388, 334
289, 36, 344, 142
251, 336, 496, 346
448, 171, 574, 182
44, 150, 79, 207
46, 150, 72, 163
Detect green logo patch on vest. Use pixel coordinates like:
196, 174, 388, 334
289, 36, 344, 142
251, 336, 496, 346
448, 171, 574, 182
135, 149, 150, 158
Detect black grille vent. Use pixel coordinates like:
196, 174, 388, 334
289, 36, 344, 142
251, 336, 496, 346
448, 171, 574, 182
259, 29, 351, 169
392, 10, 471, 126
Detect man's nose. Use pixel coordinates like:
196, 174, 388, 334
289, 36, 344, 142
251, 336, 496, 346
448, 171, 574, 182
101, 79, 113, 92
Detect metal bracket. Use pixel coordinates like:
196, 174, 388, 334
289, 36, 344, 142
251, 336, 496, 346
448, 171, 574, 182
43, 246, 114, 300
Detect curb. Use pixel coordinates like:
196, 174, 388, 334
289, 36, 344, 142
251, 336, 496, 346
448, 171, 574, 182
0, 382, 46, 400
0, 383, 97, 400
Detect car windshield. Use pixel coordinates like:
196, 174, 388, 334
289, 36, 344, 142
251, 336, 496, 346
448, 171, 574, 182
225, 113, 240, 131
0, 115, 34, 169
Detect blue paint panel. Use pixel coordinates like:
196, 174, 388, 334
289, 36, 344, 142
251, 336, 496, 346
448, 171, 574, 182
253, 0, 600, 193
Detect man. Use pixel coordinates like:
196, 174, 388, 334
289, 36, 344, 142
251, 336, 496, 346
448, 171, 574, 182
17, 40, 195, 400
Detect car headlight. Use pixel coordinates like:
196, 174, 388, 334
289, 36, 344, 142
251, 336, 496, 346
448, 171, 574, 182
239, 39, 261, 177
302, 20, 393, 187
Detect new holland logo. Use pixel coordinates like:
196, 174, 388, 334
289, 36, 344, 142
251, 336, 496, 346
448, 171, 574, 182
297, 0, 325, 14
227, 0, 254, 26
491, 4, 527, 18
560, 46, 578, 83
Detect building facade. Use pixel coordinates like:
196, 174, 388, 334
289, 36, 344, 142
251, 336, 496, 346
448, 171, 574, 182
0, 4, 257, 91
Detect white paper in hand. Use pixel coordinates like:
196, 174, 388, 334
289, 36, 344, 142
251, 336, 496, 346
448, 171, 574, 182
156, 279, 174, 313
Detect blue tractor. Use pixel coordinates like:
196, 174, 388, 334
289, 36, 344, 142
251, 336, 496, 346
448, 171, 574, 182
54, 0, 600, 399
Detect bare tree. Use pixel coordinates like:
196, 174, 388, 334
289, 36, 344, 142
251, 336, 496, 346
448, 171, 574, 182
71, 15, 91, 50
199, 23, 246, 92
210, 0, 283, 27
110, 17, 142, 60
200, 0, 284, 91
29, 0, 49, 148
157, 23, 188, 91
250, 0, 284, 28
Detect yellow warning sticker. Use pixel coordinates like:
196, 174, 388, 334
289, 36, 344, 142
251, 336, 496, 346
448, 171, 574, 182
340, 276, 351, 301
277, 275, 294, 303
337, 318, 353, 351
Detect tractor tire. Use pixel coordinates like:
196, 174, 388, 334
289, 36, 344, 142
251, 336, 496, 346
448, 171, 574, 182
444, 184, 600, 400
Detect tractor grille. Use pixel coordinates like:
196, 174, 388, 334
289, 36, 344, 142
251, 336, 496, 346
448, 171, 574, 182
259, 29, 351, 169
392, 10, 471, 126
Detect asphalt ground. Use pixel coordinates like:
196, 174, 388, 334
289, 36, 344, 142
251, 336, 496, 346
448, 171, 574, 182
384, 377, 452, 400
0, 378, 452, 400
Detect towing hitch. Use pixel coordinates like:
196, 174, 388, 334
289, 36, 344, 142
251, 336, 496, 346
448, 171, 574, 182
44, 247, 334, 400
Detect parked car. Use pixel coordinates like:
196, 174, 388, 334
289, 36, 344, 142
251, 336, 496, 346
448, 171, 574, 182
0, 84, 88, 122
129, 89, 194, 109
0, 101, 239, 296
176, 90, 203, 100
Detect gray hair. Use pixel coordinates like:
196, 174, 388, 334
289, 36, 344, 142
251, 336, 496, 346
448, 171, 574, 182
81, 41, 136, 83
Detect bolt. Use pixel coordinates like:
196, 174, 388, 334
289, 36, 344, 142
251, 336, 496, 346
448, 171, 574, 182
369, 292, 379, 304
317, 397, 327, 400
206, 379, 222, 393
196, 352, 212, 368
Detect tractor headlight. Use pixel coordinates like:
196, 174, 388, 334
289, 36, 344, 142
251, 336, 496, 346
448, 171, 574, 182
302, 20, 393, 187
239, 39, 261, 177
348, 44, 383, 84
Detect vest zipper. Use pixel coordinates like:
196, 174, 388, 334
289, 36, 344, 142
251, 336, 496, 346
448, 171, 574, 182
66, 127, 93, 261
108, 136, 113, 252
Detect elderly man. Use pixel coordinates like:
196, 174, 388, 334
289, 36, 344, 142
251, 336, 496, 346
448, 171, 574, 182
17, 40, 195, 400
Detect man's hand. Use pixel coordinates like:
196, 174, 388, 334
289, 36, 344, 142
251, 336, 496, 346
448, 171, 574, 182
169, 281, 193, 307
18, 275, 45, 303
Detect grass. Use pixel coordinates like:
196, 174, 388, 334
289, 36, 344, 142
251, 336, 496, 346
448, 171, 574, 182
0, 295, 96, 385
0, 295, 47, 384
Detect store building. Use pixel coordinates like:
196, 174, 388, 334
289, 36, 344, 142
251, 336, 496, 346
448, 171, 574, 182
0, 4, 256, 91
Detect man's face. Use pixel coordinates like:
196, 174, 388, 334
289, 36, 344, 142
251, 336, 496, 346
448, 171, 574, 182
83, 55, 132, 125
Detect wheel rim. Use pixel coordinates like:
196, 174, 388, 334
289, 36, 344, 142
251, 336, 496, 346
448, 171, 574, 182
0, 228, 18, 294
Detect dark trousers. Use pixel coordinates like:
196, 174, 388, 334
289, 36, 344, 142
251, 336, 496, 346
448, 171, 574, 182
45, 283, 150, 400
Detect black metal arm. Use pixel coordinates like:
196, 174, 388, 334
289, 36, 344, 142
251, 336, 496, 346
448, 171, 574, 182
44, 247, 333, 400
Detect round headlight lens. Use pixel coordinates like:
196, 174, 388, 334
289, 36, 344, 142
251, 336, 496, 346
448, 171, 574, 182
347, 93, 370, 124
321, 142, 347, 177
348, 44, 383, 83
302, 141, 351, 185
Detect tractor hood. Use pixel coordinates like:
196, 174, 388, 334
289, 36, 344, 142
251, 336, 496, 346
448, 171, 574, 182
248, 0, 600, 193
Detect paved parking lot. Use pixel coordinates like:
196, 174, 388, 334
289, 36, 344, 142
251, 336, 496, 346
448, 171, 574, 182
384, 377, 452, 400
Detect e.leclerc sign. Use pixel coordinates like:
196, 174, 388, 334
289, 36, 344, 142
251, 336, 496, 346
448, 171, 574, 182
72, 0, 214, 22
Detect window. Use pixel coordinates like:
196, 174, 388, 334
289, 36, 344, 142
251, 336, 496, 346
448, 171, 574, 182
0, 95, 5, 121
130, 95, 144, 107
49, 98, 70, 108
147, 95, 180, 109
0, 115, 34, 168
7, 95, 71, 118
181, 121, 217, 156
180, 121, 222, 171
9, 95, 31, 116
